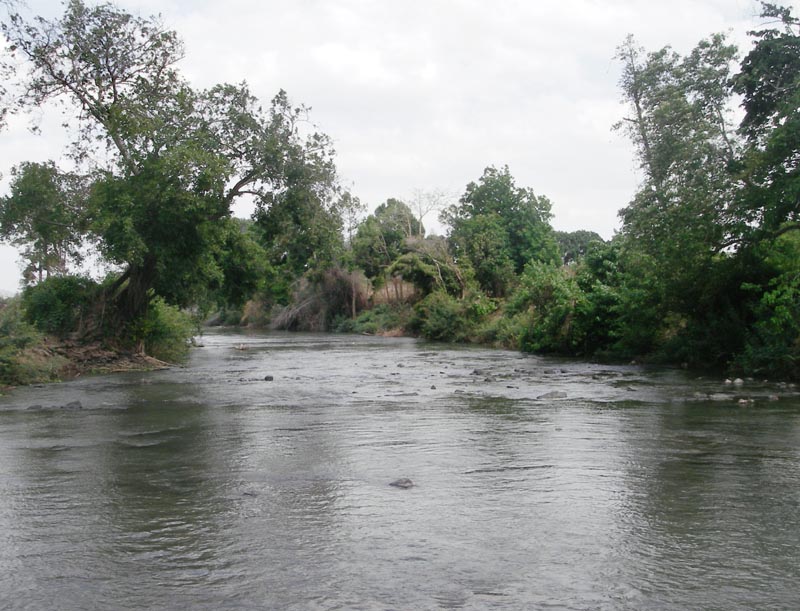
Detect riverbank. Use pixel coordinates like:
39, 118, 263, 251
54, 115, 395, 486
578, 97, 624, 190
1, 337, 170, 391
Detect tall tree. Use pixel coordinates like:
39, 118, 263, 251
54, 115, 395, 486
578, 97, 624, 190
0, 162, 86, 283
352, 198, 421, 279
733, 2, 800, 241
442, 165, 558, 296
614, 33, 742, 322
2, 2, 337, 344
615, 34, 739, 258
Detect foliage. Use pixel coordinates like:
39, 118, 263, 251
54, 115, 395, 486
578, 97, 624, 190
615, 33, 738, 263
0, 162, 87, 283
442, 166, 559, 296
554, 230, 604, 265
3, 1, 338, 347
737, 233, 800, 379
21, 275, 97, 337
0, 297, 39, 379
335, 302, 414, 335
351, 198, 421, 280
207, 218, 268, 312
732, 2, 800, 242
411, 290, 495, 343
508, 262, 587, 354
388, 235, 468, 298
255, 183, 344, 281
136, 297, 197, 363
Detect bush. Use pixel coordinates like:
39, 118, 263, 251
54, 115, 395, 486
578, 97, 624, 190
737, 273, 800, 380
0, 297, 65, 385
22, 276, 98, 336
473, 310, 527, 349
335, 303, 414, 335
404, 286, 499, 343
509, 262, 587, 354
137, 297, 197, 362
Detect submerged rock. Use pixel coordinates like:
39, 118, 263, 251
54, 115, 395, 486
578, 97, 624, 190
389, 478, 414, 489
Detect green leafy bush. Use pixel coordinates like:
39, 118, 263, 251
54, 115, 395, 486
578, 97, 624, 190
738, 272, 800, 380
335, 302, 414, 335
138, 297, 197, 362
22, 276, 97, 336
405, 287, 497, 343
0, 297, 64, 385
508, 262, 586, 354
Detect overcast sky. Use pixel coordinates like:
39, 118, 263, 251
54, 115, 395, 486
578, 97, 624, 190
1, 0, 794, 294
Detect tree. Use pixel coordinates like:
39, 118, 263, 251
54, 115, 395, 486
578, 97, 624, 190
614, 33, 742, 328
554, 230, 604, 265
2, 2, 337, 346
254, 182, 344, 285
612, 19, 800, 370
442, 166, 558, 296
409, 188, 451, 237
732, 2, 800, 242
352, 198, 421, 279
615, 34, 739, 260
390, 235, 468, 298
0, 162, 86, 283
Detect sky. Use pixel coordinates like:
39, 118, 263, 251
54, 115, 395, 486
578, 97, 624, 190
1, 0, 795, 295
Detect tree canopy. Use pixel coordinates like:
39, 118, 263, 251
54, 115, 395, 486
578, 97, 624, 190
1, 0, 338, 345
442, 166, 558, 296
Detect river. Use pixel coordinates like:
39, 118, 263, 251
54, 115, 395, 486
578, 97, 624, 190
1, 330, 799, 610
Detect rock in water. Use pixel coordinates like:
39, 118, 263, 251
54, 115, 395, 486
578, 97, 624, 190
389, 478, 414, 489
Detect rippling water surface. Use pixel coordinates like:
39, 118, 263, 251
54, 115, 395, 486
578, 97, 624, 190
1, 331, 800, 610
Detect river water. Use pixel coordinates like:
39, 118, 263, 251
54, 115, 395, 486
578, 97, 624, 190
1, 331, 799, 610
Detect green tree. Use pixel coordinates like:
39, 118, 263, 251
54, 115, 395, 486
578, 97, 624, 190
554, 229, 604, 265
615, 34, 739, 263
389, 235, 468, 298
732, 2, 800, 242
613, 33, 745, 361
352, 198, 422, 279
0, 161, 86, 283
207, 218, 268, 311
442, 166, 558, 296
254, 183, 345, 303
2, 2, 337, 348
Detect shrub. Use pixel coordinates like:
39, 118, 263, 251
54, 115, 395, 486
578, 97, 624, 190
335, 303, 414, 335
138, 297, 197, 362
22, 275, 98, 336
407, 287, 500, 343
0, 297, 65, 385
509, 262, 586, 354
737, 273, 800, 380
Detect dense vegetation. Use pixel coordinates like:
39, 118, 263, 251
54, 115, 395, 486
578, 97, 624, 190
0, 0, 798, 383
